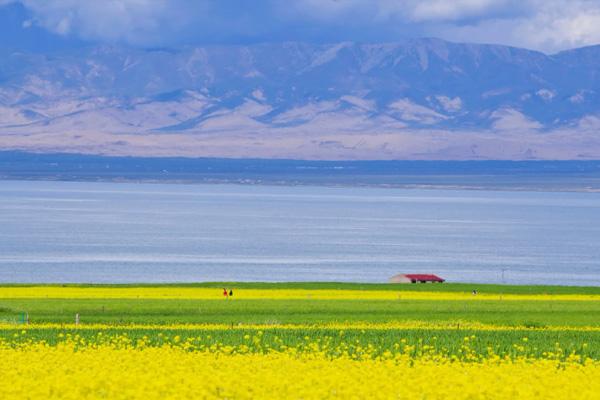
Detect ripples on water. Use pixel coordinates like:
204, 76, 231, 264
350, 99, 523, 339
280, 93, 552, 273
1, 180, 599, 285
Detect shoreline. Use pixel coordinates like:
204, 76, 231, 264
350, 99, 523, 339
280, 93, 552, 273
2, 176, 600, 193
2, 151, 600, 193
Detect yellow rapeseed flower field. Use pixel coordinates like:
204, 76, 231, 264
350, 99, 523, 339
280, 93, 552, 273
0, 335, 598, 400
2, 286, 598, 398
1, 286, 599, 301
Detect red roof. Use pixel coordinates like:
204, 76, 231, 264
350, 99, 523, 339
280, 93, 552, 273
404, 274, 445, 282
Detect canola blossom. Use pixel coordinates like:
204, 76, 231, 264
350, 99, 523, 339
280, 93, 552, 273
1, 286, 600, 301
0, 334, 598, 400
2, 286, 598, 399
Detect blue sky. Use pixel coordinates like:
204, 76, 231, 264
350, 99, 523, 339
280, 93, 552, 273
1, 0, 600, 53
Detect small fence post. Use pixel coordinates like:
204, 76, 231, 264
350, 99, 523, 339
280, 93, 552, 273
25, 312, 29, 325
75, 313, 80, 325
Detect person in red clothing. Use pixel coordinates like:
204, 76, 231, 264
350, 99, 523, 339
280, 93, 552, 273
223, 288, 228, 298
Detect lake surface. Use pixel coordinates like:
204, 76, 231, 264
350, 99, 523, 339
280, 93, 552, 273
0, 180, 599, 285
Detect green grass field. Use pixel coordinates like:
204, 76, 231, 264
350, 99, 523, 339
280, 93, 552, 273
1, 282, 599, 360
2, 282, 600, 326
2, 298, 600, 326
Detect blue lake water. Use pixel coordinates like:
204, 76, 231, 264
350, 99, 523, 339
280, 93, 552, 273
0, 180, 599, 286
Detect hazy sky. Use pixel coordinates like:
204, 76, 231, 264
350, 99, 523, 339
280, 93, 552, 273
1, 0, 600, 53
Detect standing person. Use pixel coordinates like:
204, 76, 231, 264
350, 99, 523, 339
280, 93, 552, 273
229, 289, 233, 297
223, 288, 228, 298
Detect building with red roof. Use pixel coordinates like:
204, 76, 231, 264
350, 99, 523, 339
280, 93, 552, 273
389, 274, 445, 283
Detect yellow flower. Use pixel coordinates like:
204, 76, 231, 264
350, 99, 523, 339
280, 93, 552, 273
0, 335, 598, 400
1, 286, 599, 301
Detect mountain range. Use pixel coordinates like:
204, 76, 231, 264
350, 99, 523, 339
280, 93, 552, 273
1, 38, 600, 160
